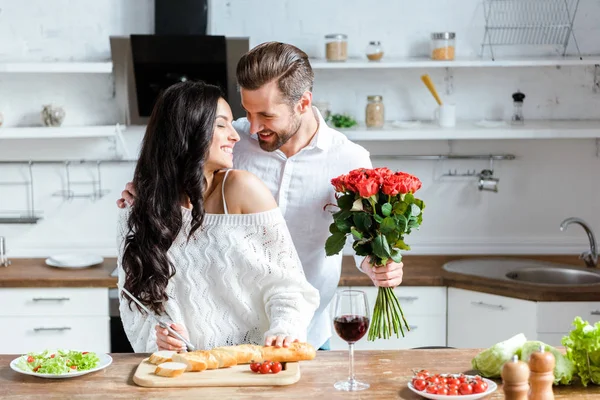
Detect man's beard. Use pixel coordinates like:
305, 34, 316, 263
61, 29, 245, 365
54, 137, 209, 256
257, 113, 302, 152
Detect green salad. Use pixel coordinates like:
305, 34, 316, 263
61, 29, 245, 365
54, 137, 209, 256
16, 350, 100, 374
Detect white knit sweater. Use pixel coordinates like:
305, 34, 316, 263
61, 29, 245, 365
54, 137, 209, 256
117, 207, 320, 352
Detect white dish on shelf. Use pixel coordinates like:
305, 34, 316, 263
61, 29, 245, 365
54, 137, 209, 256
45, 254, 104, 269
474, 120, 507, 128
10, 352, 112, 379
392, 120, 422, 129
407, 375, 497, 399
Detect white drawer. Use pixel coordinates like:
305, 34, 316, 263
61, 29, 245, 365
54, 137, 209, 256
537, 302, 600, 333
0, 288, 108, 317
0, 316, 110, 354
330, 315, 446, 350
448, 288, 537, 349
348, 286, 447, 316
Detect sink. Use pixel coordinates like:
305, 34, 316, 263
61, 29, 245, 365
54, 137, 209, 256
443, 258, 600, 287
505, 267, 600, 285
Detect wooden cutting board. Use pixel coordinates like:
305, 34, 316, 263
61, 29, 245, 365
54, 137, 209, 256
133, 358, 301, 387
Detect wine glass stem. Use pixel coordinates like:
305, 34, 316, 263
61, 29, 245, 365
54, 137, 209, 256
348, 343, 355, 383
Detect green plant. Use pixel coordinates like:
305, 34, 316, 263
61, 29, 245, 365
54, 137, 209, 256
329, 113, 358, 128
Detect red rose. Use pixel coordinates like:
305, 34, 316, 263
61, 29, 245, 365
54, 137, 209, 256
355, 177, 380, 198
345, 169, 368, 193
368, 167, 394, 185
394, 172, 422, 194
331, 175, 347, 192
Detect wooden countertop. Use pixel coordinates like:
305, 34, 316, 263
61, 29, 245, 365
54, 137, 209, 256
1, 350, 597, 399
2, 255, 599, 301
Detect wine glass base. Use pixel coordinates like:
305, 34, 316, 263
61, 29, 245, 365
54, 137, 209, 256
334, 379, 370, 391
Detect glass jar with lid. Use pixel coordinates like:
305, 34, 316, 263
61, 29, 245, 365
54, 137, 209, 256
325, 34, 348, 62
365, 95, 384, 128
430, 32, 456, 60
365, 41, 384, 61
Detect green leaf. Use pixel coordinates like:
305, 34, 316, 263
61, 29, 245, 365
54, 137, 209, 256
395, 214, 408, 232
333, 210, 351, 220
353, 242, 372, 256
337, 194, 355, 211
390, 250, 403, 263
393, 201, 408, 215
353, 212, 372, 232
325, 232, 347, 256
395, 239, 411, 250
414, 198, 425, 210
350, 228, 363, 240
403, 193, 415, 204
380, 217, 396, 235
373, 234, 391, 259
335, 218, 352, 233
381, 203, 392, 217
373, 214, 384, 223
410, 204, 421, 217
408, 218, 420, 229
329, 223, 340, 234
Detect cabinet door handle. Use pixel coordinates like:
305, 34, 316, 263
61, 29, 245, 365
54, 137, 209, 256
471, 301, 505, 310
33, 327, 72, 332
398, 296, 419, 302
591, 310, 600, 316
32, 297, 70, 302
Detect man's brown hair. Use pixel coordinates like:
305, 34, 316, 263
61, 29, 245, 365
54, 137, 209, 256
236, 42, 314, 106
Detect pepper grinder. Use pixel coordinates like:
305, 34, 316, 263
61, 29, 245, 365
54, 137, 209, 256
528, 345, 555, 400
511, 91, 526, 125
502, 354, 530, 400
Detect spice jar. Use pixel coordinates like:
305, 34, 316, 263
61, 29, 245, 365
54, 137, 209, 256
511, 91, 526, 125
365, 95, 384, 128
365, 41, 384, 61
325, 34, 348, 62
431, 32, 455, 60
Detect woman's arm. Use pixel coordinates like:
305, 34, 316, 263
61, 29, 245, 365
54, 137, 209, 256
116, 208, 160, 353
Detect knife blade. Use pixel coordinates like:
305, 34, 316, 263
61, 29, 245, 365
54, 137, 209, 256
120, 287, 196, 351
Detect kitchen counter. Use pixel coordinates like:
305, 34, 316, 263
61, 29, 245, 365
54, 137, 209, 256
2, 255, 599, 301
1, 349, 598, 399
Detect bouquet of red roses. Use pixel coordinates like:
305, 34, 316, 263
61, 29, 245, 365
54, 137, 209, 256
325, 167, 425, 341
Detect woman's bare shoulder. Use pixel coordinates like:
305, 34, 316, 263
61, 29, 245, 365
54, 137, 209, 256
222, 169, 277, 214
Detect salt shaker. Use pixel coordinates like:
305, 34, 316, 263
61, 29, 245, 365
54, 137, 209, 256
528, 346, 555, 400
502, 354, 530, 400
511, 91, 526, 125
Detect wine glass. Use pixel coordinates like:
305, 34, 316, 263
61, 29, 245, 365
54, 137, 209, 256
332, 289, 370, 391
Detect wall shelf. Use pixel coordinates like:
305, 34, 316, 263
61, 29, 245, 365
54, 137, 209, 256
0, 125, 122, 139
338, 120, 600, 141
0, 62, 113, 73
310, 56, 600, 70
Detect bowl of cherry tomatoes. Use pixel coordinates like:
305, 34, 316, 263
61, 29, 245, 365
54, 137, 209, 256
249, 360, 283, 375
408, 370, 497, 399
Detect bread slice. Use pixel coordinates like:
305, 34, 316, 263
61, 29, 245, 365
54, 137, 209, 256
148, 350, 176, 365
154, 362, 187, 377
172, 352, 209, 372
260, 342, 316, 363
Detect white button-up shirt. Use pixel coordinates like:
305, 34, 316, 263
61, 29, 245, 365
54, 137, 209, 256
233, 108, 372, 348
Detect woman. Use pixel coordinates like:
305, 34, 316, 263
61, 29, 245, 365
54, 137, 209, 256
117, 81, 319, 353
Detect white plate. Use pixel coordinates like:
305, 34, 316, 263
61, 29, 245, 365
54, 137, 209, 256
45, 254, 104, 269
392, 120, 422, 128
474, 120, 507, 128
408, 375, 497, 399
10, 352, 112, 379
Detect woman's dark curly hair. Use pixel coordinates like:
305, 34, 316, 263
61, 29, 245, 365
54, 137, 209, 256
121, 80, 223, 315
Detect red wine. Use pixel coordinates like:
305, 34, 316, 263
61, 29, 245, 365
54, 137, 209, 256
334, 315, 369, 343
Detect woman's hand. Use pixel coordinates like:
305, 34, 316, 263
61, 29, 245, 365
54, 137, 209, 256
264, 335, 299, 348
155, 323, 190, 352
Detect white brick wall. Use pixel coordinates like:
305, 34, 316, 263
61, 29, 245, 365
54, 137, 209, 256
0, 0, 599, 256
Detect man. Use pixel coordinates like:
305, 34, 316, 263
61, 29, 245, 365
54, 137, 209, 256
118, 42, 403, 350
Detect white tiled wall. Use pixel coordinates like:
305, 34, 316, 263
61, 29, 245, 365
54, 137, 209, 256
0, 0, 599, 256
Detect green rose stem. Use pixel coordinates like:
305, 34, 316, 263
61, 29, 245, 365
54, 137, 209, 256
368, 284, 411, 341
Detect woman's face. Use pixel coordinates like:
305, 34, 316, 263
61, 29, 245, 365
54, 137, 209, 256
206, 98, 240, 171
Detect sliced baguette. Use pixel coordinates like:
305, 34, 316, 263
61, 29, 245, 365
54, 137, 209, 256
148, 350, 176, 365
172, 352, 209, 372
260, 342, 316, 363
154, 362, 187, 377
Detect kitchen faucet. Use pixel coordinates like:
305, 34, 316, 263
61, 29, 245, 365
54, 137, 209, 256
560, 217, 598, 268
0, 236, 10, 267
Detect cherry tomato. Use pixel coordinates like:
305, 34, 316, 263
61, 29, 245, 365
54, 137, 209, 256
426, 376, 441, 385
33, 365, 40, 372
447, 384, 459, 391
425, 385, 438, 394
447, 377, 461, 386
270, 361, 282, 374
412, 378, 427, 391
448, 387, 459, 395
82, 352, 89, 355
457, 373, 467, 383
473, 380, 488, 393
259, 362, 271, 374
436, 386, 449, 395
71, 365, 77, 370
459, 382, 474, 395
249, 362, 261, 373
415, 369, 429, 377
27, 356, 34, 363
50, 354, 55, 358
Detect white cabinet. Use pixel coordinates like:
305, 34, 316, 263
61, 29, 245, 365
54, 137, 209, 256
448, 288, 537, 348
330, 286, 447, 351
0, 288, 110, 354
536, 301, 600, 347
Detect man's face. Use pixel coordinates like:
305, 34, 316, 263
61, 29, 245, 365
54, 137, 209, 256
240, 81, 302, 152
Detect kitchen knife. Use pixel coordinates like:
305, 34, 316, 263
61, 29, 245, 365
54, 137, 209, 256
120, 287, 196, 351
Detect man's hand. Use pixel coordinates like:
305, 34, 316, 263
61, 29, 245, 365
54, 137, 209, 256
361, 257, 403, 288
116, 181, 136, 208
